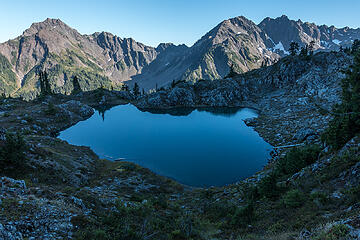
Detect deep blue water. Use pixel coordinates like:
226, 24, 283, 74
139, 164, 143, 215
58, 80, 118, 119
59, 104, 272, 187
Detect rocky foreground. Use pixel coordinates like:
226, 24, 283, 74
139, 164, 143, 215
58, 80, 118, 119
0, 52, 359, 239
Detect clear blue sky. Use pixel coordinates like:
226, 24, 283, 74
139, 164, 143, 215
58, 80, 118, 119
1, 0, 359, 47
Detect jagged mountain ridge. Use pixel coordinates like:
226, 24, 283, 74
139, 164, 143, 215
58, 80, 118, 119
0, 18, 160, 99
129, 16, 280, 89
0, 16, 359, 99
259, 15, 360, 53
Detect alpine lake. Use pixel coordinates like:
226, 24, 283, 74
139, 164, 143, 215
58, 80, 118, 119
59, 104, 272, 187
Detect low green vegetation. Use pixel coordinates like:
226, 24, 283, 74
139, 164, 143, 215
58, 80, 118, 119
0, 53, 17, 94
73, 191, 207, 240
258, 171, 282, 199
230, 201, 255, 227
275, 144, 321, 176
314, 224, 350, 240
44, 102, 58, 115
282, 189, 306, 208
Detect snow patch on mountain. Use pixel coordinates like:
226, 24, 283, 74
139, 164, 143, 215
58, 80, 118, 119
272, 42, 289, 55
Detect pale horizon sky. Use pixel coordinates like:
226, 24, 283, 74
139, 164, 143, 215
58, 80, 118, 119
1, 0, 359, 47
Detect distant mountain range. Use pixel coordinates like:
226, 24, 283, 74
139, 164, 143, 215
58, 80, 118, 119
0, 15, 359, 99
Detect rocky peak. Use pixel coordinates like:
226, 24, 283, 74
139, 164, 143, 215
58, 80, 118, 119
95, 31, 123, 50
23, 18, 77, 37
156, 43, 175, 51
195, 16, 264, 46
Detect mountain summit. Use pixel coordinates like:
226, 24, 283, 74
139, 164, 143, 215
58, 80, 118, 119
0, 16, 359, 99
0, 18, 159, 99
259, 15, 360, 51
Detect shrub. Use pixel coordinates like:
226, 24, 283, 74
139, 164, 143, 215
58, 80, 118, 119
0, 132, 27, 171
314, 224, 350, 240
44, 102, 58, 115
329, 224, 350, 238
310, 192, 330, 205
257, 172, 281, 199
268, 221, 286, 234
204, 200, 236, 221
276, 145, 321, 176
93, 229, 107, 240
94, 88, 105, 103
230, 201, 255, 227
245, 185, 260, 201
345, 185, 360, 204
282, 189, 306, 208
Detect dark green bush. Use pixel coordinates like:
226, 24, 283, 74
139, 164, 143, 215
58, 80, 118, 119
330, 224, 350, 237
315, 224, 350, 240
0, 132, 27, 171
310, 192, 330, 205
245, 185, 260, 201
282, 190, 306, 208
276, 145, 321, 176
257, 172, 281, 199
74, 200, 196, 240
230, 201, 255, 227
345, 185, 360, 205
204, 200, 236, 221
44, 102, 58, 115
94, 88, 105, 103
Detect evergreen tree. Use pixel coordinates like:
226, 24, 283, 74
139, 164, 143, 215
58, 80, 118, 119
344, 47, 352, 55
133, 82, 140, 96
289, 41, 300, 56
121, 84, 129, 92
351, 39, 360, 53
299, 45, 309, 58
308, 40, 316, 55
71, 76, 82, 94
322, 48, 360, 149
39, 70, 52, 96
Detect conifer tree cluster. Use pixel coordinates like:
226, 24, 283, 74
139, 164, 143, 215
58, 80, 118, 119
133, 82, 140, 96
71, 76, 82, 94
322, 40, 360, 149
39, 70, 52, 96
289, 42, 299, 56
